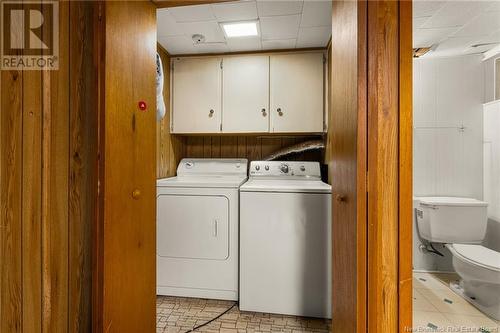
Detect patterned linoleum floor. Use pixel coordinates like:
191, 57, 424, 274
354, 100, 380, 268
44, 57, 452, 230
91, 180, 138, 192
156, 296, 331, 333
157, 272, 500, 333
413, 272, 499, 332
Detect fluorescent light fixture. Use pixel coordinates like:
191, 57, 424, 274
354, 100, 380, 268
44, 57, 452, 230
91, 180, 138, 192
221, 21, 259, 38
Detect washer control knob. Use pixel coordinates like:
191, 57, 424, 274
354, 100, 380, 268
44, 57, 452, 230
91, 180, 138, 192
265, 165, 269, 171
280, 164, 289, 173
255, 165, 260, 171
300, 165, 306, 172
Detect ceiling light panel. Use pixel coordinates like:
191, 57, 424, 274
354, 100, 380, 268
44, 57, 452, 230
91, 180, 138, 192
221, 21, 259, 38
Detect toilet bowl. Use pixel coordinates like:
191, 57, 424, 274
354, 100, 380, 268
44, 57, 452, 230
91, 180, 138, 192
446, 244, 500, 320
415, 197, 500, 320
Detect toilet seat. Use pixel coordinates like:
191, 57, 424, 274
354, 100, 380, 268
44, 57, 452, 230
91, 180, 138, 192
447, 244, 500, 272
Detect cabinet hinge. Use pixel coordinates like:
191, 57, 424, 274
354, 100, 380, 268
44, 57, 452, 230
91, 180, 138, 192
220, 123, 222, 131
220, 60, 223, 69
323, 55, 326, 64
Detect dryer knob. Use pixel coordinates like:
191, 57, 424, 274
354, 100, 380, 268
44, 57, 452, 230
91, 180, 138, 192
255, 165, 260, 171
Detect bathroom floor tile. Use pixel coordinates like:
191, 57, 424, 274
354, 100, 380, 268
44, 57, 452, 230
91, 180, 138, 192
412, 310, 454, 331
413, 289, 440, 312
156, 296, 331, 333
418, 287, 484, 315
443, 313, 500, 332
413, 271, 499, 331
413, 272, 451, 290
430, 272, 460, 286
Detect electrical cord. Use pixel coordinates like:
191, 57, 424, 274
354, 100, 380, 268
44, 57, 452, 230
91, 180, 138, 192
184, 302, 237, 333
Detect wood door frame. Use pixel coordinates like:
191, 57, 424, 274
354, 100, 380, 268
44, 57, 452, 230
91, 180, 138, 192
94, 0, 414, 331
329, 0, 413, 331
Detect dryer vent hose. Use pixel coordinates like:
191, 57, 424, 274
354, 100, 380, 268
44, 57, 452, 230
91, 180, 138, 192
263, 139, 325, 161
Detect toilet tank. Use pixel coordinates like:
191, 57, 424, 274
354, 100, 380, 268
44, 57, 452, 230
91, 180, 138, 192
415, 197, 488, 244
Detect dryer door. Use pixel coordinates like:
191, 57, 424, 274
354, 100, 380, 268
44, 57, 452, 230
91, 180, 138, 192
157, 194, 229, 260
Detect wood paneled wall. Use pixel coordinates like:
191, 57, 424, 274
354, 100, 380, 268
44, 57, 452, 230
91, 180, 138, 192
183, 136, 322, 161
329, 1, 367, 331
0, 2, 97, 332
98, 2, 157, 332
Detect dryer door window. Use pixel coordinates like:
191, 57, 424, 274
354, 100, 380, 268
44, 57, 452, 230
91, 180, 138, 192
157, 194, 229, 260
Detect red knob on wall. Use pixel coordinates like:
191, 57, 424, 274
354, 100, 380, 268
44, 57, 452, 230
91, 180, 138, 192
138, 101, 147, 111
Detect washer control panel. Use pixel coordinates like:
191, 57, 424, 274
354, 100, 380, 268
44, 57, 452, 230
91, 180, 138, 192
249, 161, 321, 178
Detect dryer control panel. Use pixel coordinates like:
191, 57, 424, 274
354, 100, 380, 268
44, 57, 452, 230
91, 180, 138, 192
249, 161, 321, 178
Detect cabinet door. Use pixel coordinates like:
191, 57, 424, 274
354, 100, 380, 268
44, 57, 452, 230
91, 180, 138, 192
172, 57, 222, 133
222, 56, 269, 133
270, 53, 324, 133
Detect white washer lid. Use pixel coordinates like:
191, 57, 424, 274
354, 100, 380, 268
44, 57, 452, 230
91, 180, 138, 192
240, 178, 331, 193
417, 197, 488, 207
157, 176, 247, 188
449, 244, 500, 272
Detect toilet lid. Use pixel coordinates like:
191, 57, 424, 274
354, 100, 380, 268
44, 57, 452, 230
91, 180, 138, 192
451, 244, 500, 272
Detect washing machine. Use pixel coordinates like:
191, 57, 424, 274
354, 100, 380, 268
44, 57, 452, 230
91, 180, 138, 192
240, 161, 332, 318
156, 158, 248, 300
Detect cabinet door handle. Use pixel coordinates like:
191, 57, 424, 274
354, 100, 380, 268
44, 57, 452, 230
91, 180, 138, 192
209, 109, 214, 117
261, 108, 267, 117
277, 108, 283, 116
213, 219, 218, 237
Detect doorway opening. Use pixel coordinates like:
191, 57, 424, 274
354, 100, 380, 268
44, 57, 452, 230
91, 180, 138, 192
155, 1, 333, 332
412, 1, 500, 330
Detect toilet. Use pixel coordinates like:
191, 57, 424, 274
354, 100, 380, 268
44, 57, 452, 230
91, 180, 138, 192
415, 196, 500, 320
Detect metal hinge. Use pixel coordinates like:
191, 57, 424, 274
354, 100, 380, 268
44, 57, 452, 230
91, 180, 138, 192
220, 123, 222, 131
323, 55, 326, 64
220, 60, 223, 69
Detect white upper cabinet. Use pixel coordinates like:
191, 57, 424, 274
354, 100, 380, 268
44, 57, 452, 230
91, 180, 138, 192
270, 53, 324, 133
222, 56, 270, 133
172, 57, 222, 133
171, 52, 325, 134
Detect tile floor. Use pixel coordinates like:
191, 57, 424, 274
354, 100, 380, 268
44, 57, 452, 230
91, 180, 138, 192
156, 296, 331, 333
413, 272, 499, 332
156, 272, 499, 333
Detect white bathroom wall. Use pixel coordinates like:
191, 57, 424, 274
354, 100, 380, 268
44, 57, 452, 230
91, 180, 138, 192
413, 55, 484, 199
483, 100, 500, 252
413, 55, 485, 271
483, 54, 499, 104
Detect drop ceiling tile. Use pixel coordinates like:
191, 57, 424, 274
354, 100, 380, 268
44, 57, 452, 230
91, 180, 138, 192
211, 1, 258, 22
168, 4, 216, 23
158, 35, 195, 55
226, 36, 262, 52
257, 0, 303, 17
421, 1, 489, 29
262, 38, 296, 50
300, 0, 332, 28
157, 10, 184, 37
413, 16, 430, 29
428, 36, 477, 57
413, 27, 461, 48
477, 29, 500, 45
413, 1, 446, 18
260, 15, 301, 40
178, 21, 226, 43
296, 26, 331, 48
454, 11, 500, 37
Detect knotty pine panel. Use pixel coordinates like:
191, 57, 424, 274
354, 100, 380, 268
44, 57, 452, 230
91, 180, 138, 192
0, 2, 97, 332
183, 135, 323, 162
